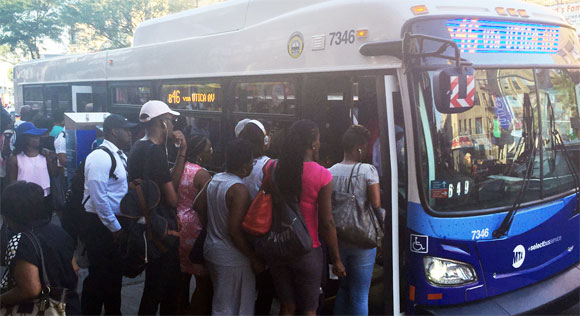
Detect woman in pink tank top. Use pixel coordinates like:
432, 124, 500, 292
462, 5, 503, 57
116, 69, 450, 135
7, 122, 57, 199
176, 135, 213, 315
268, 120, 346, 316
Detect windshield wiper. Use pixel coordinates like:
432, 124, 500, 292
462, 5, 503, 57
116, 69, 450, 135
493, 93, 538, 238
547, 97, 580, 213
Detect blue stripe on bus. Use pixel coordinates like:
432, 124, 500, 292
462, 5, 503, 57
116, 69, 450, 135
407, 194, 576, 240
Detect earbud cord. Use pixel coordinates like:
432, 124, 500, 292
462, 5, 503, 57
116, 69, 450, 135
164, 122, 178, 167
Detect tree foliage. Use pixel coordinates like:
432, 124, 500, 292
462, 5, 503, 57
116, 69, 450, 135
0, 0, 65, 59
63, 0, 195, 51
0, 0, 205, 58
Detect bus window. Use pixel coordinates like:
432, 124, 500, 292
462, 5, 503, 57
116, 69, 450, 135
537, 68, 580, 197
234, 81, 296, 115
91, 82, 107, 112
179, 115, 224, 172
44, 85, 71, 114
415, 69, 545, 212
23, 86, 44, 114
112, 85, 152, 106
303, 76, 352, 165
161, 82, 221, 111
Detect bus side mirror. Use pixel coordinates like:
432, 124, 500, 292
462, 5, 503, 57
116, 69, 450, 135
432, 66, 476, 114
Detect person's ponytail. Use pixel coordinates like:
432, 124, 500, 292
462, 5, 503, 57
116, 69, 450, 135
277, 120, 319, 199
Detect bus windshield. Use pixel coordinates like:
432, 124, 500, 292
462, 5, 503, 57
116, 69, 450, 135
415, 68, 580, 213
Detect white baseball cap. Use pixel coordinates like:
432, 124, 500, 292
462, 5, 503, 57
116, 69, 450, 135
139, 100, 180, 123
235, 119, 266, 137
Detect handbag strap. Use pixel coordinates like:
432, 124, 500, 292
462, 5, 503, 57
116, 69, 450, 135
346, 163, 361, 194
22, 231, 51, 290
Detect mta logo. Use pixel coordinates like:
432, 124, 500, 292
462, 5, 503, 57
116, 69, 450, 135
512, 245, 526, 268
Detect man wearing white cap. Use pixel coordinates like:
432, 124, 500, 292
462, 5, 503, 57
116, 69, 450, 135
127, 100, 187, 315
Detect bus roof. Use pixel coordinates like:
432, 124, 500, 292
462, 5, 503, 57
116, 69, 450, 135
132, 0, 568, 47
14, 0, 572, 85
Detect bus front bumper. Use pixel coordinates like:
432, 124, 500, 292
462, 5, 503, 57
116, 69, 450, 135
419, 262, 580, 315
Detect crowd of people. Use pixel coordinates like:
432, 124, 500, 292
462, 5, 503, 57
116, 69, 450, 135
0, 100, 383, 316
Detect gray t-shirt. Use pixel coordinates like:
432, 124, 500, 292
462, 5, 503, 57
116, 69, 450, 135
204, 172, 250, 267
329, 163, 380, 201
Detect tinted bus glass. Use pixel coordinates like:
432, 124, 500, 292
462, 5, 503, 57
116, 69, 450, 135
234, 81, 296, 114
415, 68, 580, 213
112, 86, 152, 105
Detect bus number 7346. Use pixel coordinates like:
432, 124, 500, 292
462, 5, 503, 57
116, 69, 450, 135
329, 30, 355, 46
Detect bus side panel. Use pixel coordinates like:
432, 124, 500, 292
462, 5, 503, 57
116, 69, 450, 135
476, 197, 579, 297
406, 195, 579, 311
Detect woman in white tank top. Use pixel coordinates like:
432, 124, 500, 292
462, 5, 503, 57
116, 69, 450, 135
6, 122, 57, 197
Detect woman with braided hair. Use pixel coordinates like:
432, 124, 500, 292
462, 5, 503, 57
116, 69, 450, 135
176, 134, 213, 314
268, 119, 346, 315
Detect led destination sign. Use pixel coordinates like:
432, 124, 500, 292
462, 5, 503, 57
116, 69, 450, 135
167, 90, 216, 104
447, 19, 560, 54
161, 83, 221, 111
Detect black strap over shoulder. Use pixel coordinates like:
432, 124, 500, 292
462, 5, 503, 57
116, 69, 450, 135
346, 163, 361, 195
80, 146, 119, 206
22, 232, 51, 289
96, 146, 118, 180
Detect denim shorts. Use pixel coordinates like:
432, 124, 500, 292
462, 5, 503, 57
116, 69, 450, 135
269, 247, 323, 312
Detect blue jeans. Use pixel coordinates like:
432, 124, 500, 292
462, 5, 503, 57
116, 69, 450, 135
334, 245, 376, 315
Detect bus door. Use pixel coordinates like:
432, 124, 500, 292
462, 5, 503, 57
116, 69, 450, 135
302, 73, 407, 314
72, 85, 93, 112
376, 73, 408, 315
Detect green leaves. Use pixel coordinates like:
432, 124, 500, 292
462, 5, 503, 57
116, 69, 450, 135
0, 0, 65, 59
62, 0, 194, 51
0, 0, 198, 58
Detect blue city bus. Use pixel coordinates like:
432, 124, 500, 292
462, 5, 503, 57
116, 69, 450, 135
12, 0, 579, 314
383, 16, 580, 315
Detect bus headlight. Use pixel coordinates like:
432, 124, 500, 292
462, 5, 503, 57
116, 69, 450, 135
423, 256, 477, 286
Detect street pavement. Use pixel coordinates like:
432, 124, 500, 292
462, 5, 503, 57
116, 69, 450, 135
76, 268, 146, 315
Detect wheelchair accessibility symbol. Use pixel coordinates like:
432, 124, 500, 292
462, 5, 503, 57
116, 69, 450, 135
410, 234, 428, 253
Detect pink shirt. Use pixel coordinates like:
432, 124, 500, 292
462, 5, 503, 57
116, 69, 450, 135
299, 162, 332, 248
16, 153, 51, 197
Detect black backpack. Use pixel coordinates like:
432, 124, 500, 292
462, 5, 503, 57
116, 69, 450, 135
61, 146, 117, 241
118, 143, 180, 278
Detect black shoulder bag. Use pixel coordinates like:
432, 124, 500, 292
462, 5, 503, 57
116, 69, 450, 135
252, 163, 313, 262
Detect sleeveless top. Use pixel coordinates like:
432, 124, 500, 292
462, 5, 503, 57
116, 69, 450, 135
204, 172, 249, 267
242, 155, 270, 199
16, 153, 51, 196
176, 162, 204, 274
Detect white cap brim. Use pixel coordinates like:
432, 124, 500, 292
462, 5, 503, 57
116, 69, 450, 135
139, 100, 181, 122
